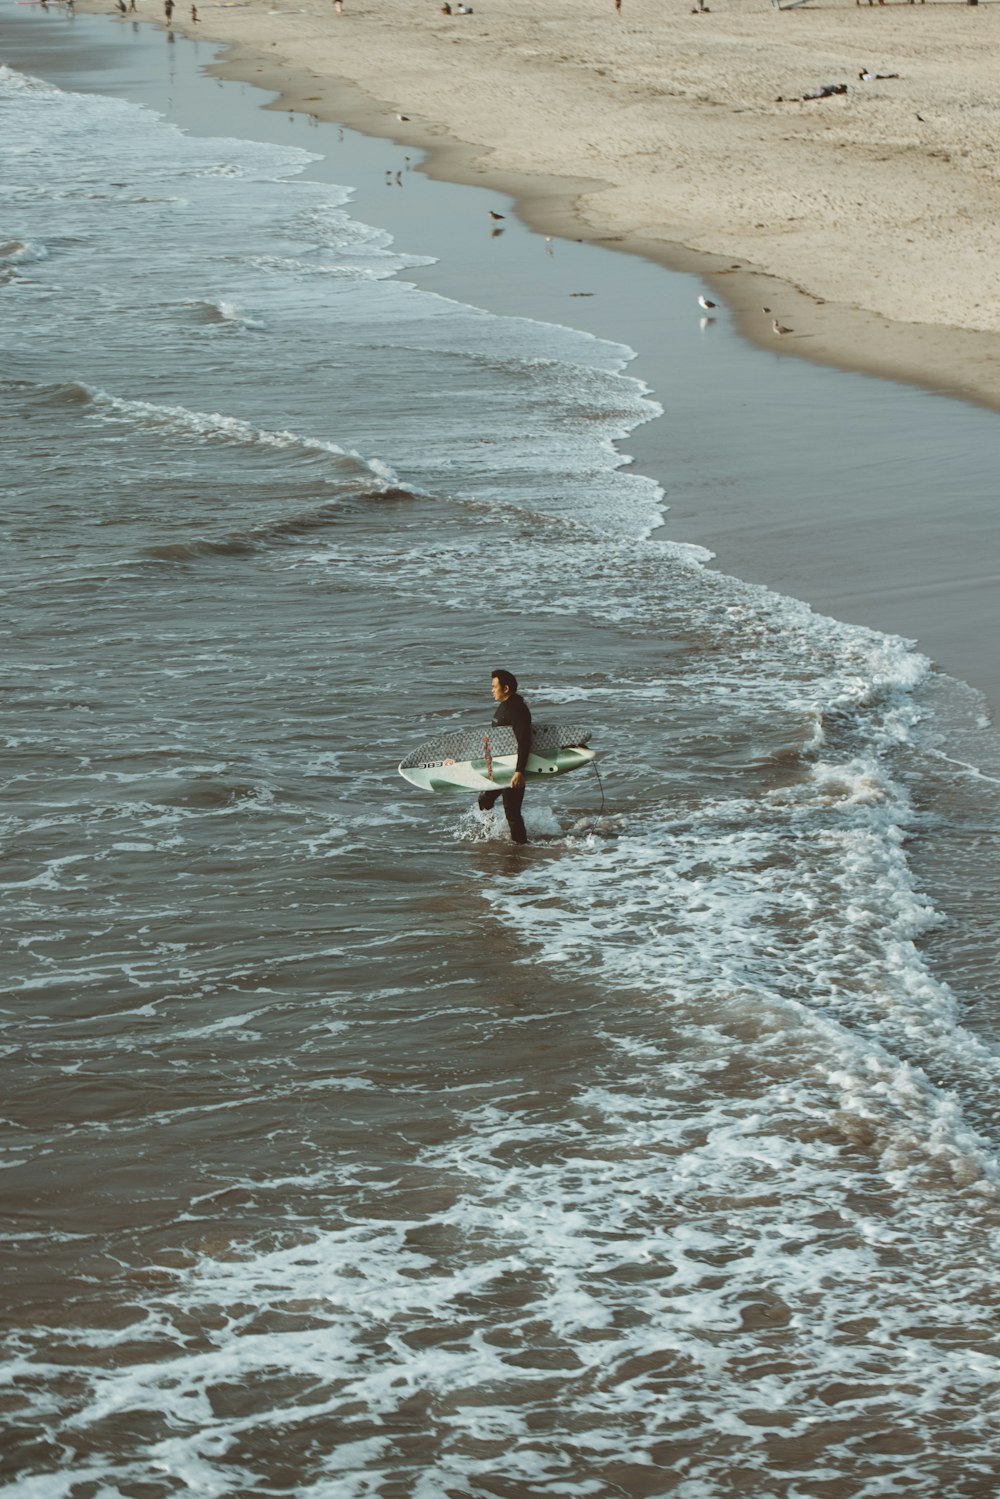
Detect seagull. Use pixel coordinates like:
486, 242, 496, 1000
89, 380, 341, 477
489, 211, 505, 222
762, 305, 771, 314
396, 113, 410, 122
772, 319, 793, 336
698, 295, 716, 311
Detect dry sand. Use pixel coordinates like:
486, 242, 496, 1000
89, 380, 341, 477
138, 0, 1000, 409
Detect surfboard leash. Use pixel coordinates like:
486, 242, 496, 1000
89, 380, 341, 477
592, 758, 606, 818
574, 757, 606, 837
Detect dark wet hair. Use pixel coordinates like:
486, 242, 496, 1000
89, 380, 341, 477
491, 668, 518, 694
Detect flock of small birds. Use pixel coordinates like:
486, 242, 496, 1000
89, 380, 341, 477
381, 172, 803, 325
699, 293, 793, 335
377, 185, 801, 328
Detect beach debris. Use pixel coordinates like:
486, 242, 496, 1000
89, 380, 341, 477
698, 295, 716, 311
570, 292, 594, 298
396, 113, 410, 122
762, 306, 772, 314
858, 70, 900, 82
801, 83, 848, 101
772, 319, 793, 336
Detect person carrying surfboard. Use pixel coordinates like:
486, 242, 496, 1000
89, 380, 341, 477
478, 669, 531, 843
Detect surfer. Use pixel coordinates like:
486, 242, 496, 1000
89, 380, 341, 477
478, 669, 530, 844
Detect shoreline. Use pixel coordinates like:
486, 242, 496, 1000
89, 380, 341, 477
8, 0, 1000, 712
149, 0, 1000, 415
225, 54, 1000, 420
195, 23, 1000, 705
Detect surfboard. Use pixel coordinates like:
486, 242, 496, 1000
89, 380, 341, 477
398, 722, 595, 793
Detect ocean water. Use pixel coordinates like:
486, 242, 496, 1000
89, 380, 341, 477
3, 16, 1000, 1499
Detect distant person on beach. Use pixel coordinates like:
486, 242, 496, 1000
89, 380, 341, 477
164, 0, 173, 16
478, 669, 531, 845
190, 3, 198, 17
334, 0, 342, 12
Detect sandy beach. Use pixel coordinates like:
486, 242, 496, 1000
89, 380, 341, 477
123, 0, 1000, 411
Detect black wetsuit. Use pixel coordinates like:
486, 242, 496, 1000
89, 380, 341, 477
480, 692, 531, 843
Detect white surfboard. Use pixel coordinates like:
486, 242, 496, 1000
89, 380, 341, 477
399, 722, 595, 793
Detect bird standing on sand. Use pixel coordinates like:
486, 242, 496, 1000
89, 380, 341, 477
772, 319, 792, 336
698, 295, 716, 311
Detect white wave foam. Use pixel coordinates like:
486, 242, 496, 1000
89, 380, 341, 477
0, 64, 59, 96
81, 387, 407, 490
191, 298, 267, 331
0, 238, 48, 265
